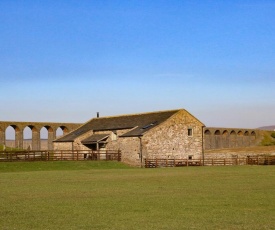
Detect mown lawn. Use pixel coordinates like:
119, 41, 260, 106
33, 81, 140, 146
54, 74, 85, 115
0, 162, 274, 230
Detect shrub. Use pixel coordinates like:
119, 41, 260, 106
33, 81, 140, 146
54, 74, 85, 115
260, 132, 275, 146
271, 132, 275, 139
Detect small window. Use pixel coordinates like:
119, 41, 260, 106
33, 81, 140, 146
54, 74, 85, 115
188, 155, 193, 160
188, 128, 193, 136
142, 121, 157, 130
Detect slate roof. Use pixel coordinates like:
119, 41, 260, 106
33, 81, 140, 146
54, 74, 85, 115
54, 109, 202, 142
81, 134, 109, 145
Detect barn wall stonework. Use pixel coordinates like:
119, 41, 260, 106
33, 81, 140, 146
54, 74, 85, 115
73, 130, 94, 151
142, 110, 203, 159
94, 129, 141, 166
54, 142, 73, 150
116, 136, 141, 166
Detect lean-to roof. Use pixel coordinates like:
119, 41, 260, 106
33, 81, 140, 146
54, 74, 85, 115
81, 134, 109, 145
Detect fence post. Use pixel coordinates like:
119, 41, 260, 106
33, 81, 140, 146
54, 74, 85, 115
118, 150, 121, 161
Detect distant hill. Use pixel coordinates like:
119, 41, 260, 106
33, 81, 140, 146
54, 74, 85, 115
258, 125, 275, 131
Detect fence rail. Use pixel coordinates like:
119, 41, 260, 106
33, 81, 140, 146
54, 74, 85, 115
0, 150, 121, 162
144, 156, 275, 168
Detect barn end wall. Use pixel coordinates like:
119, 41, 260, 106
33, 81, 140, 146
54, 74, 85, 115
142, 110, 203, 159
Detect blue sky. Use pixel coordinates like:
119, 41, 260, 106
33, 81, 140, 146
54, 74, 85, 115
1, 0, 275, 131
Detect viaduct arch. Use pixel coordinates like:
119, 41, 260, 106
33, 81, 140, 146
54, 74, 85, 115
0, 121, 81, 150
203, 127, 260, 150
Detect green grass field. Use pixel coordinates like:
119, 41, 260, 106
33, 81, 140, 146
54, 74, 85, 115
0, 162, 274, 230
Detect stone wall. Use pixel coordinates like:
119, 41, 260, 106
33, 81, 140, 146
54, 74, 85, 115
53, 131, 93, 157
142, 110, 203, 160
73, 130, 94, 151
54, 142, 73, 150
94, 129, 141, 166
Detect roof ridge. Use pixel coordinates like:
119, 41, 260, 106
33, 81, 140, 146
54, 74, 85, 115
94, 109, 183, 120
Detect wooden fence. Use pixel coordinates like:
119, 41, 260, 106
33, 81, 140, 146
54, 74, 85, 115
144, 156, 275, 168
0, 150, 121, 162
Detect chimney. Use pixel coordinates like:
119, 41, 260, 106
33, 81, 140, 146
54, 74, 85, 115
97, 112, 99, 118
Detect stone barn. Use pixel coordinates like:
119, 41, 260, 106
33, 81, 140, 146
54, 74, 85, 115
54, 109, 205, 166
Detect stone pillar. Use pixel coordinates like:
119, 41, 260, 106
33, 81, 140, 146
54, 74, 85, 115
15, 128, 23, 149
210, 135, 215, 149
0, 129, 5, 146
244, 135, 250, 147
229, 131, 237, 148
221, 132, 229, 148
214, 132, 221, 149
250, 133, 256, 146
237, 134, 244, 147
63, 127, 69, 135
48, 127, 56, 150
32, 129, 40, 150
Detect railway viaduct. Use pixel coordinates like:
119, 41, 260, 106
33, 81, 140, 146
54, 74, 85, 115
0, 121, 81, 150
203, 127, 262, 150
